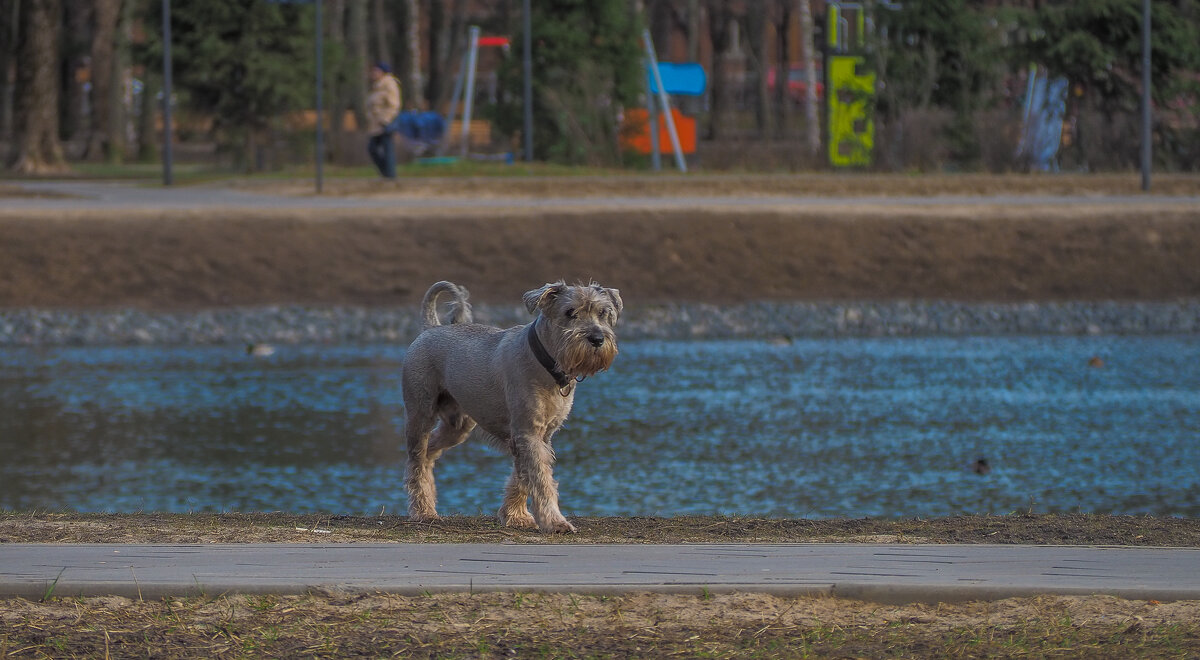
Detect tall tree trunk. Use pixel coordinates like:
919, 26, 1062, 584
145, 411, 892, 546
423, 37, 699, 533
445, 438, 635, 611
84, 0, 120, 161
407, 0, 420, 108
63, 1, 90, 144
682, 0, 699, 115
391, 1, 407, 106
10, 0, 67, 173
0, 0, 17, 141
797, 0, 820, 157
744, 2, 771, 138
107, 0, 132, 162
326, 0, 347, 163
429, 0, 463, 113
371, 0, 387, 66
773, 1, 792, 137
441, 1, 466, 112
135, 71, 156, 160
704, 1, 732, 140
648, 0, 671, 56
347, 0, 368, 128
687, 0, 699, 60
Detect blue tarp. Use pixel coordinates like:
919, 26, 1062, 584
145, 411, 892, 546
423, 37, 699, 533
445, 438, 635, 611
648, 62, 707, 97
388, 111, 447, 144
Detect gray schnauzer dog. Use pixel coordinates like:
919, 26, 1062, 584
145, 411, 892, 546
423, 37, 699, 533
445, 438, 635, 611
401, 280, 622, 533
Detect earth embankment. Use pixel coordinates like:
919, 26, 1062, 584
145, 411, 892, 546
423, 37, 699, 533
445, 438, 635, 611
2, 204, 1199, 308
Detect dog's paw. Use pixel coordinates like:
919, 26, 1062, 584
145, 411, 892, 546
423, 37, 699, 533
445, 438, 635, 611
539, 518, 577, 534
498, 510, 538, 529
407, 511, 441, 523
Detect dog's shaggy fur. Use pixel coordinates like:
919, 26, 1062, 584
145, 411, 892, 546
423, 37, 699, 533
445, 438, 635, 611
401, 281, 622, 533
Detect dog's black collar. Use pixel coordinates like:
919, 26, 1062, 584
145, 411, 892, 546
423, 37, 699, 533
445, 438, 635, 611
526, 320, 573, 390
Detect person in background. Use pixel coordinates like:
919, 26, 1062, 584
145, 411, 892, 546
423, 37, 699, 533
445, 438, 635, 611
366, 62, 402, 179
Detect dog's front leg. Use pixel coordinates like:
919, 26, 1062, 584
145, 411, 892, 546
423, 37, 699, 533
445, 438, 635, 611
497, 471, 536, 529
512, 433, 576, 534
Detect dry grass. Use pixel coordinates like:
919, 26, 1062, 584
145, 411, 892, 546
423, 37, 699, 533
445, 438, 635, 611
2, 591, 1198, 658
0, 185, 75, 200
248, 172, 1200, 199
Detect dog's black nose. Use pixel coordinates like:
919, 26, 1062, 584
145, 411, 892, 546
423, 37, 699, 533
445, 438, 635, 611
586, 331, 605, 348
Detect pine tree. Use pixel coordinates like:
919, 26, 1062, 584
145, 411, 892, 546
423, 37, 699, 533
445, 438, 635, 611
496, 0, 642, 165
141, 0, 315, 170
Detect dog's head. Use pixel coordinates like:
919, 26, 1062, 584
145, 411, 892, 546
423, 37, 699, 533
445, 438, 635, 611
523, 281, 622, 377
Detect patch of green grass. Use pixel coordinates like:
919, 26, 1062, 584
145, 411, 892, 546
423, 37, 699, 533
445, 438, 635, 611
248, 595, 278, 612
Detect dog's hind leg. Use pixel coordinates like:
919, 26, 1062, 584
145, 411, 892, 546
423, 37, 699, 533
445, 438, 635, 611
404, 405, 440, 521
427, 401, 476, 462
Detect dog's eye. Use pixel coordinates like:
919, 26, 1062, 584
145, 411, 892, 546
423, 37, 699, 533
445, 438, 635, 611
565, 308, 577, 319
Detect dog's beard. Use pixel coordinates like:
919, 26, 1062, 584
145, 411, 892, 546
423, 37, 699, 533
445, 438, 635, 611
558, 331, 618, 377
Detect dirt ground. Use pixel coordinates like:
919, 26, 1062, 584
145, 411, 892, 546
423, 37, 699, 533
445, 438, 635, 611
1, 173, 1199, 308
4, 512, 1199, 546
2, 204, 1200, 308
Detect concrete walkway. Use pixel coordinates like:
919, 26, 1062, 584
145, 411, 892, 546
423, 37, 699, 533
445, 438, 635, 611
3, 543, 1199, 604
7, 179, 1200, 213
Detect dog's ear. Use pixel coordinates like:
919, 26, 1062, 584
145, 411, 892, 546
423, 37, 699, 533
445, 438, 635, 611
522, 281, 566, 314
602, 287, 623, 319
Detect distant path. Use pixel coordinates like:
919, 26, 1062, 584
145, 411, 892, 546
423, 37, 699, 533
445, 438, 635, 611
4, 543, 1200, 603
6, 180, 1200, 212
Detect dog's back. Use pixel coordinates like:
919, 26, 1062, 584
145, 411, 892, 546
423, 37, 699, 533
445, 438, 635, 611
421, 281, 473, 329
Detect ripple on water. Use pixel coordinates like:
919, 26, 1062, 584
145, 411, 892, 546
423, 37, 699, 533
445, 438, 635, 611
1, 336, 1198, 518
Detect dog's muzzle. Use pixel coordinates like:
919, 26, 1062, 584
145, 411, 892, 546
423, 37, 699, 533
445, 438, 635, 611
585, 330, 606, 348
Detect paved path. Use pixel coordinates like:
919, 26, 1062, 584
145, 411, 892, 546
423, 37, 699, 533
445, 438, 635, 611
3, 543, 1199, 603
6, 180, 1200, 213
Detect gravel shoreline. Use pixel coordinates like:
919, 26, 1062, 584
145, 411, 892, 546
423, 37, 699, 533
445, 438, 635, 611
2, 300, 1198, 346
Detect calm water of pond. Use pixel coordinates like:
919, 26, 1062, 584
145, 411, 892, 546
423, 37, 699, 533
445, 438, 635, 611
1, 337, 1198, 519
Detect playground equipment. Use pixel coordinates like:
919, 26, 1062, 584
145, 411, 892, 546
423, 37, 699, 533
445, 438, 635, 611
386, 26, 508, 164
823, 1, 899, 168
441, 26, 510, 159
1016, 66, 1068, 172
636, 29, 704, 172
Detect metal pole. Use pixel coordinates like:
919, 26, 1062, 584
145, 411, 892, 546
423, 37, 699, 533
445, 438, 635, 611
522, 0, 533, 161
161, 0, 173, 186
460, 25, 480, 158
641, 29, 686, 172
647, 73, 661, 171
438, 52, 467, 157
315, 0, 324, 194
1140, 0, 1152, 192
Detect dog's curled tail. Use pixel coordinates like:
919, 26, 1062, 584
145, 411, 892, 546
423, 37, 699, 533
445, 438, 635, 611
421, 281, 473, 329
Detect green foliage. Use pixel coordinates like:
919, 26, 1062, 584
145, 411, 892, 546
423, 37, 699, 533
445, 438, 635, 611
139, 0, 315, 170
1014, 0, 1200, 168
874, 0, 1003, 166
494, 0, 643, 165
1018, 0, 1200, 111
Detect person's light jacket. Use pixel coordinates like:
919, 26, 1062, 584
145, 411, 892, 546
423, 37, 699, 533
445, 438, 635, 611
367, 75, 402, 134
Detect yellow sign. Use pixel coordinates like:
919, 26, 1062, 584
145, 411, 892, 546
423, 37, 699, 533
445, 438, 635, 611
827, 55, 875, 167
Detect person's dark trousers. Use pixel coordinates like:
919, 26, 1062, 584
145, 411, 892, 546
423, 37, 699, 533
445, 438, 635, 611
367, 131, 396, 178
